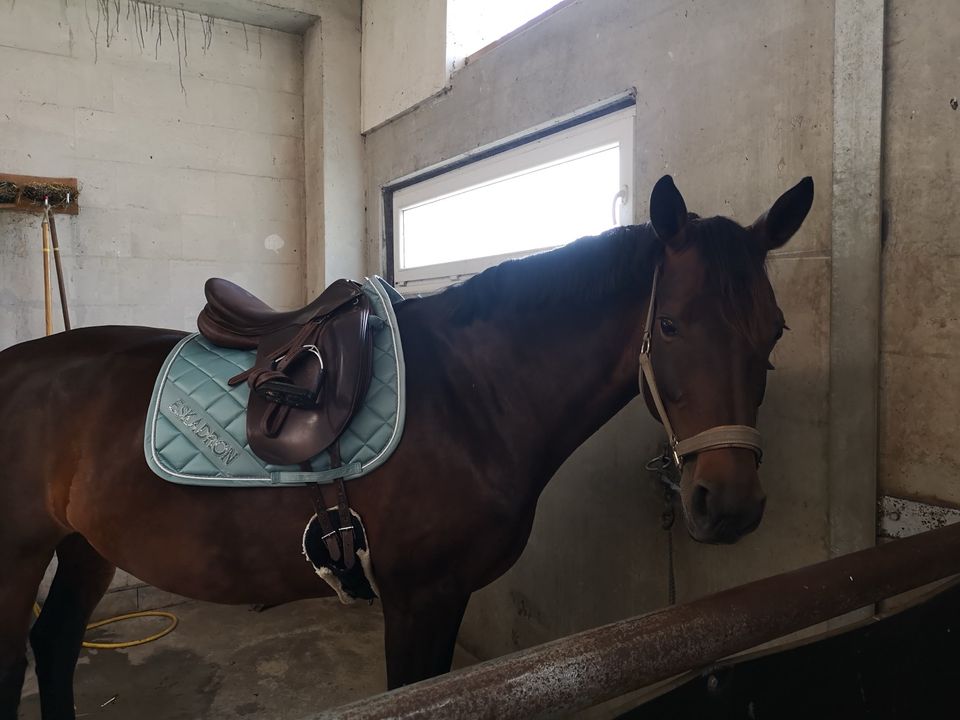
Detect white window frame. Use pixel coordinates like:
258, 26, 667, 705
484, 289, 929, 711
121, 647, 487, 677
390, 106, 635, 293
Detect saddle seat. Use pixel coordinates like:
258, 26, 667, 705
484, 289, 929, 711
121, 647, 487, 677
199, 277, 365, 350
197, 277, 375, 467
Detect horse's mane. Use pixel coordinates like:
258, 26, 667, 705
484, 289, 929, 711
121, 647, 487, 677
427, 217, 774, 348
438, 225, 656, 322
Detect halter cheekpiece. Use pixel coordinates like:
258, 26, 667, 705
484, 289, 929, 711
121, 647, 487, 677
638, 264, 764, 472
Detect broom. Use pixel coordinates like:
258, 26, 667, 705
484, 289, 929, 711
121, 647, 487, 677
3, 179, 78, 333
43, 198, 72, 331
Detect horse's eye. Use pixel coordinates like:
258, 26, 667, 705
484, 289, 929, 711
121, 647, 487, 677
660, 318, 679, 337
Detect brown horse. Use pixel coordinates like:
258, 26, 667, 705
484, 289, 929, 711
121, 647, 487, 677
0, 175, 812, 719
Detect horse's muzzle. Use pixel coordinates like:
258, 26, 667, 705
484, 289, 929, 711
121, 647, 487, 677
680, 451, 767, 544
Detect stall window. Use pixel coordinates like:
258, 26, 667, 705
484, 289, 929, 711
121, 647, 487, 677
387, 101, 635, 293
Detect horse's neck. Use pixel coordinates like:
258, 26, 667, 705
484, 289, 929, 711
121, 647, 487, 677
497, 303, 646, 486
405, 286, 648, 501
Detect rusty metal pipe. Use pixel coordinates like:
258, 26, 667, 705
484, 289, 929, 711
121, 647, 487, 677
319, 522, 960, 720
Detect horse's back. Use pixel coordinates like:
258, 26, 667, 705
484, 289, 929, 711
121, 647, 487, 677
0, 325, 185, 367
0, 325, 186, 422
1, 325, 184, 401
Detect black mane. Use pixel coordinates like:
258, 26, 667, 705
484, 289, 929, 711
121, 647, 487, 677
428, 218, 774, 347
439, 225, 658, 323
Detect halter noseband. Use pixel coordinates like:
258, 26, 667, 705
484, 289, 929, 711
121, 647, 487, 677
638, 264, 763, 471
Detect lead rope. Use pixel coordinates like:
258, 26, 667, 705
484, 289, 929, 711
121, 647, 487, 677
664, 493, 676, 606
642, 266, 677, 605
647, 446, 680, 605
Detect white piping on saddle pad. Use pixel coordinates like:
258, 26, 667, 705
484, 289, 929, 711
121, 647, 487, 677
301, 509, 381, 605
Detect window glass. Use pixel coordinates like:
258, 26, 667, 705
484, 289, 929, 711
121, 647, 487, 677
401, 146, 618, 269
390, 106, 635, 292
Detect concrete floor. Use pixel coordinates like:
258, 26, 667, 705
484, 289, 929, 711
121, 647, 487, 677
19, 598, 475, 720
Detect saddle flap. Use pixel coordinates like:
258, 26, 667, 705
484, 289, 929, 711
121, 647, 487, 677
246, 297, 375, 465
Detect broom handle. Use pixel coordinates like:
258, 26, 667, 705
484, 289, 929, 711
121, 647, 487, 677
47, 211, 71, 330
41, 210, 53, 336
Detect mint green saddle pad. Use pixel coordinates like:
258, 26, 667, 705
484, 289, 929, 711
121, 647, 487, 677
144, 276, 406, 487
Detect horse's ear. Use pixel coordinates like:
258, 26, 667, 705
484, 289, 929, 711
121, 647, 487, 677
752, 176, 814, 252
650, 175, 688, 247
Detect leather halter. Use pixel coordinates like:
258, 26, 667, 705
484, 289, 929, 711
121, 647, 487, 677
638, 264, 763, 470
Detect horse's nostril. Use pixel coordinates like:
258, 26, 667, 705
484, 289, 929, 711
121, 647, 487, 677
692, 483, 710, 519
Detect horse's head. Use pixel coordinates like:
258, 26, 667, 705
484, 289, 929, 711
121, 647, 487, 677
644, 174, 814, 544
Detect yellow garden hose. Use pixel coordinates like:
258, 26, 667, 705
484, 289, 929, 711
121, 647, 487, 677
33, 603, 179, 649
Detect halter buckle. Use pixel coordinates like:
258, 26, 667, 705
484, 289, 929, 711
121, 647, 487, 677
670, 439, 683, 469
640, 331, 652, 356
645, 445, 681, 493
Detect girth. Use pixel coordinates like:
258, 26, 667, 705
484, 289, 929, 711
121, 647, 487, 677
638, 264, 763, 470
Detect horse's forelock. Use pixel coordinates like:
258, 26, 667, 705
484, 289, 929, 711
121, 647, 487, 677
686, 216, 776, 350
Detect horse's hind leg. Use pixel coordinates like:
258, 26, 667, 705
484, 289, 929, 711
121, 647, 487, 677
30, 534, 115, 720
0, 544, 55, 720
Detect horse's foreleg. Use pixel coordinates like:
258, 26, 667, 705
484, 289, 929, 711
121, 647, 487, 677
30, 534, 115, 720
0, 545, 55, 720
382, 590, 470, 689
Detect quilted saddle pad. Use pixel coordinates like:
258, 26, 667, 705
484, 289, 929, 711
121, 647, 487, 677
144, 276, 406, 487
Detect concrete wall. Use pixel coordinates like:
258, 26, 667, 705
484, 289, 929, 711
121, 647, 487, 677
304, 0, 365, 295
880, 0, 960, 508
363, 0, 839, 659
360, 0, 447, 132
0, 0, 305, 349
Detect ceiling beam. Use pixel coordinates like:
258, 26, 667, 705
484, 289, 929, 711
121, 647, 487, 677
162, 0, 331, 33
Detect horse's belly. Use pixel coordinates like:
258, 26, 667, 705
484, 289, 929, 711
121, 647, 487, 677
66, 466, 337, 605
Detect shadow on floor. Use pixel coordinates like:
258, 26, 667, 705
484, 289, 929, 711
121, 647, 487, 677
19, 597, 405, 719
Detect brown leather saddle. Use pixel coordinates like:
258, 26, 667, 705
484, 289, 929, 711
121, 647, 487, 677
197, 278, 375, 466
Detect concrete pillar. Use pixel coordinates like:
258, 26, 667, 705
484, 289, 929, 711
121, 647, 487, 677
303, 0, 364, 299
828, 0, 885, 557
